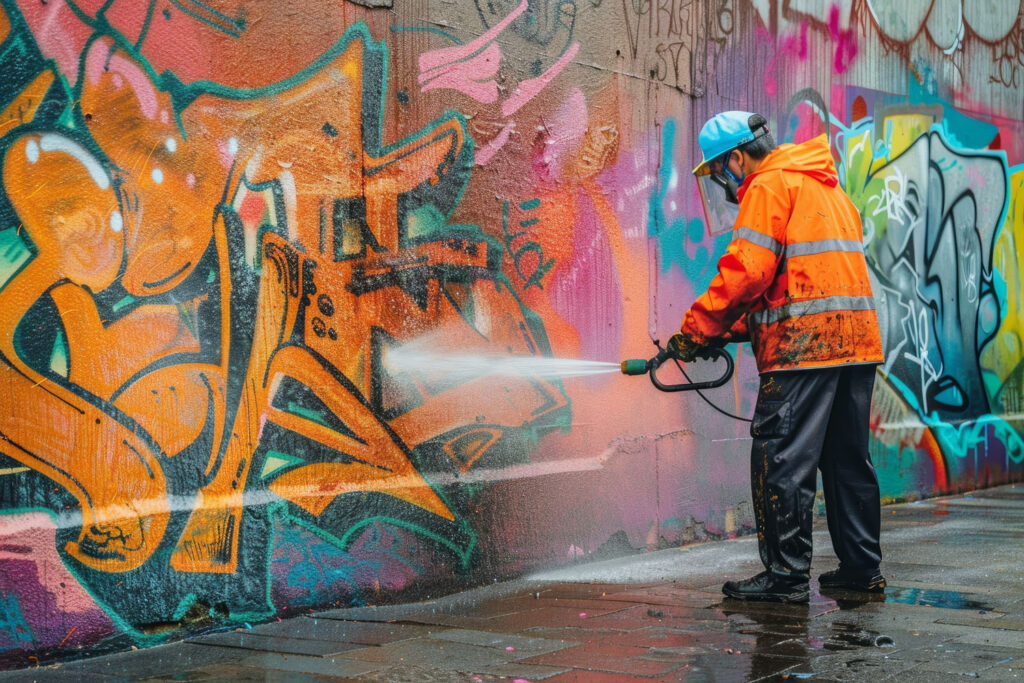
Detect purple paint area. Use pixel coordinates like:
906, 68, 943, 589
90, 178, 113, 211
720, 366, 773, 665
597, 131, 658, 239
0, 513, 114, 665
269, 516, 440, 609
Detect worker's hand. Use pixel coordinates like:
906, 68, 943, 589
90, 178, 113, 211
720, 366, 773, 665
666, 332, 701, 362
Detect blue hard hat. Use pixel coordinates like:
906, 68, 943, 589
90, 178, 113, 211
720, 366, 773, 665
693, 111, 769, 175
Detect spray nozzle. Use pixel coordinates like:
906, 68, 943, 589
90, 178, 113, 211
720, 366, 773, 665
620, 358, 649, 375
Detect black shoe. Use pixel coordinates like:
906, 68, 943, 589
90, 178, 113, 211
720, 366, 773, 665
818, 566, 886, 593
722, 571, 809, 603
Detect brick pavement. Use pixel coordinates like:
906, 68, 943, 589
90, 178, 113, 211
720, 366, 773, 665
4, 485, 1024, 681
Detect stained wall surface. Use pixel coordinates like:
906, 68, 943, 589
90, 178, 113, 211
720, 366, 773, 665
0, 0, 1022, 663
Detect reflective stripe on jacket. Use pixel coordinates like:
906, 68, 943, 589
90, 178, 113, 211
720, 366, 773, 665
681, 135, 884, 373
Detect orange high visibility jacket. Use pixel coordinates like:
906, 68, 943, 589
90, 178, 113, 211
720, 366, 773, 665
681, 135, 884, 373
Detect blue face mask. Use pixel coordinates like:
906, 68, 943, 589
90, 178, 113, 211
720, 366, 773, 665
722, 165, 743, 186
710, 154, 743, 205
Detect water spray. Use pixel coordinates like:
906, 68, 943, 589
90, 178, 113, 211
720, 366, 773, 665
384, 348, 622, 382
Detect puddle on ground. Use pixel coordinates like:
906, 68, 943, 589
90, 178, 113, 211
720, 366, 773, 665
884, 587, 994, 611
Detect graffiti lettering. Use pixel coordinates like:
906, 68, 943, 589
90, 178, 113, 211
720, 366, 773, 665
502, 199, 555, 290
620, 0, 710, 92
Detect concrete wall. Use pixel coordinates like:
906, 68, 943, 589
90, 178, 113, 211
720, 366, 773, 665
0, 0, 1022, 663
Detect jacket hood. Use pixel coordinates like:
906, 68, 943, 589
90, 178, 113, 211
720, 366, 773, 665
738, 134, 839, 201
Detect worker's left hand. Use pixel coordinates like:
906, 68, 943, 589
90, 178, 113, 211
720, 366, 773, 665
666, 332, 701, 362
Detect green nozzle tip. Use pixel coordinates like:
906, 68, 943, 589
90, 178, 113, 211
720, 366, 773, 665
621, 359, 648, 375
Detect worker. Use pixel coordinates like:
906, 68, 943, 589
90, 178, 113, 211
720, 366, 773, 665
668, 111, 886, 602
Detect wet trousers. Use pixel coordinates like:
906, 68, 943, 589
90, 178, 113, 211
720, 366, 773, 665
749, 364, 882, 579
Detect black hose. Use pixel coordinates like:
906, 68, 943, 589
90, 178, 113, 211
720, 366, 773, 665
671, 356, 752, 423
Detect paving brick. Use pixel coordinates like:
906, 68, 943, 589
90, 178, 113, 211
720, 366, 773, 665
249, 617, 442, 644
675, 651, 804, 680
62, 643, 249, 678
190, 630, 369, 656
517, 641, 688, 676
488, 595, 645, 616
533, 582, 665, 600
311, 604, 430, 622
544, 671, 690, 682
461, 605, 635, 632
904, 644, 1022, 677
603, 586, 726, 609
588, 627, 704, 650
138, 662, 308, 681
937, 614, 1024, 629
336, 637, 518, 671
477, 661, 573, 679
0, 668, 114, 683
428, 628, 577, 655
521, 625, 636, 643
353, 665, 506, 681
556, 603, 724, 632
239, 652, 385, 677
951, 626, 1024, 649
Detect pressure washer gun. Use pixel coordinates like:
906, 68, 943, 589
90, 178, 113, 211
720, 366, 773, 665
620, 340, 733, 392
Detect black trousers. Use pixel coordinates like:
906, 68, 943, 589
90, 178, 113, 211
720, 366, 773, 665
749, 364, 882, 579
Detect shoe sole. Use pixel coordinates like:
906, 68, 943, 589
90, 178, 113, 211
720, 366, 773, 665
721, 587, 809, 603
819, 580, 886, 593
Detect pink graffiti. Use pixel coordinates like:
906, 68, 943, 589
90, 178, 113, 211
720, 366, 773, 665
418, 0, 528, 99
531, 87, 587, 182
758, 7, 858, 86
828, 5, 859, 74
85, 42, 160, 119
420, 42, 503, 102
502, 42, 581, 117
15, 0, 93, 83
760, 22, 809, 97
419, 0, 580, 165
475, 122, 516, 165
419, 0, 526, 72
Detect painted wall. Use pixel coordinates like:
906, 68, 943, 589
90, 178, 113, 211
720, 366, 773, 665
0, 0, 1021, 664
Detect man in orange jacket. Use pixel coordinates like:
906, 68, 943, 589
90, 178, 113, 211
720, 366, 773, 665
669, 111, 886, 602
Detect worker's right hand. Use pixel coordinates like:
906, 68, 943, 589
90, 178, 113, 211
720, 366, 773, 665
666, 332, 701, 362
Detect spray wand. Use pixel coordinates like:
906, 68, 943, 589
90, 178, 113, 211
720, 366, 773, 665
621, 340, 750, 421
620, 339, 732, 391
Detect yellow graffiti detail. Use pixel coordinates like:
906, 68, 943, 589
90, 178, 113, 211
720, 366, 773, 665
982, 168, 1024, 399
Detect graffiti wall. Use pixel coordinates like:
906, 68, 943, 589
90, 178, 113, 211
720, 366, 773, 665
0, 0, 1021, 664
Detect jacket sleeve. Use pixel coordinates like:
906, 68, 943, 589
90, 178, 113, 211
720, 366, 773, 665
681, 179, 789, 344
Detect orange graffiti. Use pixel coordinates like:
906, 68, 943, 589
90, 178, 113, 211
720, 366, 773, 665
0, 22, 567, 581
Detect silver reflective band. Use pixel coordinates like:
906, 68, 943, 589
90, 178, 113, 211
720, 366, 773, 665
750, 295, 877, 326
785, 238, 864, 258
779, 238, 865, 274
733, 226, 782, 255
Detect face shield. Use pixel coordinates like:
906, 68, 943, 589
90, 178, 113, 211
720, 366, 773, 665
695, 161, 741, 237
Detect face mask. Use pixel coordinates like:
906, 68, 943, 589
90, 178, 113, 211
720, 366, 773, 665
709, 152, 743, 204
723, 165, 743, 186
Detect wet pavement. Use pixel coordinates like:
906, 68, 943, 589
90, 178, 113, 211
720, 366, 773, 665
6, 484, 1024, 681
